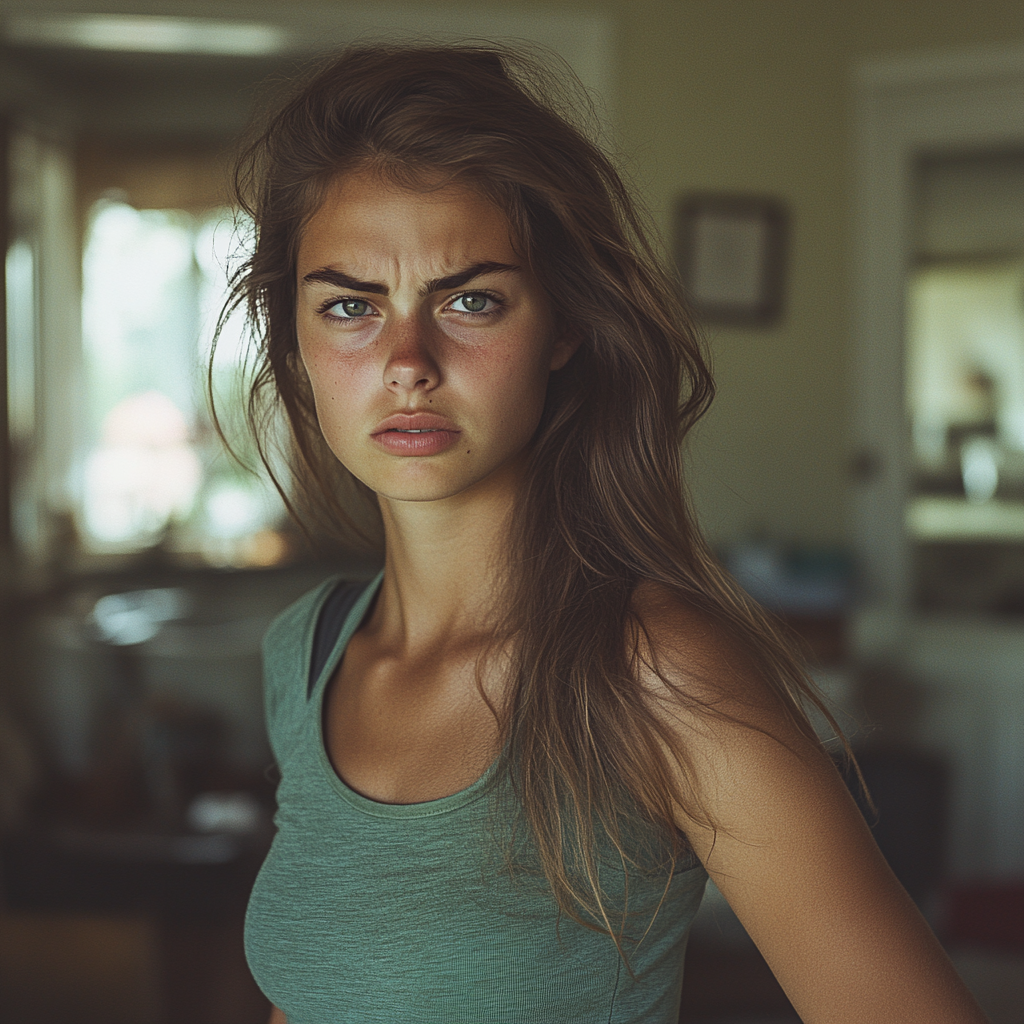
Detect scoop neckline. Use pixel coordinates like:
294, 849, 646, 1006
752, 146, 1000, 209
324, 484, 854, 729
309, 571, 503, 819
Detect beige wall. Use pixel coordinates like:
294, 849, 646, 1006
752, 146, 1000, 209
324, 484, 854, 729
628, 0, 1023, 548
618, 0, 1023, 548
405, 0, 1024, 548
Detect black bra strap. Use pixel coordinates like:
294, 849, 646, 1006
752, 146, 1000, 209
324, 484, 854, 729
308, 580, 368, 697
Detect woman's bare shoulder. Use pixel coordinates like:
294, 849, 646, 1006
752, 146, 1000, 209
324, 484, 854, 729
629, 589, 985, 1024
629, 578, 787, 718
628, 578, 827, 818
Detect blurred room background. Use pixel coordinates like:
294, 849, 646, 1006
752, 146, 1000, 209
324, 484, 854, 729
0, 2, 1021, 1022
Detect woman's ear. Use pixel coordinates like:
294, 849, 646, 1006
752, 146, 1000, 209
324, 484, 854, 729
549, 325, 584, 371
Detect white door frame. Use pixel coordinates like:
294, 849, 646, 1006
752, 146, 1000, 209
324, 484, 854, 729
851, 44, 1024, 880
851, 43, 1024, 655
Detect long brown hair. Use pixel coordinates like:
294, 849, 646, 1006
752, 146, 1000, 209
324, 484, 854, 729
218, 42, 851, 960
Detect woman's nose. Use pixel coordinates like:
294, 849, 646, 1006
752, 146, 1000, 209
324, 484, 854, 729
382, 317, 441, 394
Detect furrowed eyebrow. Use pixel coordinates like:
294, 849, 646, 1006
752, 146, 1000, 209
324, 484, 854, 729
302, 268, 388, 294
422, 261, 520, 294
301, 261, 521, 297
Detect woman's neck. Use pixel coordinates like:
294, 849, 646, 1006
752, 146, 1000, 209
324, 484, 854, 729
368, 458, 521, 656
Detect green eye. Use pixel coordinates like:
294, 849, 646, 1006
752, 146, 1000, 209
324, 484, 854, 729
330, 299, 370, 318
455, 293, 490, 313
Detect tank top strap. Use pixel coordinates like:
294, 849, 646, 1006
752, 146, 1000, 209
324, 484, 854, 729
308, 579, 370, 697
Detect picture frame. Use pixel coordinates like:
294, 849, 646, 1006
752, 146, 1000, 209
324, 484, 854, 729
673, 193, 789, 327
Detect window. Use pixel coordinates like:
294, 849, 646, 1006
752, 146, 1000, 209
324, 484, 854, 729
77, 198, 286, 566
5, 130, 291, 572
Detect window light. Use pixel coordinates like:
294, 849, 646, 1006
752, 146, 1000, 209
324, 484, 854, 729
3, 13, 290, 56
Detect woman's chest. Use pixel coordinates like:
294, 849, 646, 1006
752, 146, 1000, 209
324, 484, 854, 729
321, 640, 502, 804
246, 797, 625, 1024
248, 771, 704, 1024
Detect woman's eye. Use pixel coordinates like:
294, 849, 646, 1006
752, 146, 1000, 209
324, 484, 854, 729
328, 299, 372, 318
450, 293, 494, 314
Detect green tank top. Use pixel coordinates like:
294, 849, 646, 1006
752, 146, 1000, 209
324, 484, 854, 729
245, 573, 708, 1023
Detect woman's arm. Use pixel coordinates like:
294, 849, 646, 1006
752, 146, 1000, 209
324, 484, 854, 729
268, 1005, 287, 1024
638, 590, 987, 1024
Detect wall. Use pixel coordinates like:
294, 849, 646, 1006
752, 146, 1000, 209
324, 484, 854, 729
412, 0, 1024, 550
77, 139, 233, 214
618, 0, 1024, 549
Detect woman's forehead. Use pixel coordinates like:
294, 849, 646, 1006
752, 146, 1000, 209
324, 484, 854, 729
297, 169, 520, 276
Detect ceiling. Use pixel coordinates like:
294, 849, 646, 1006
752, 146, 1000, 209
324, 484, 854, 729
0, 2, 614, 141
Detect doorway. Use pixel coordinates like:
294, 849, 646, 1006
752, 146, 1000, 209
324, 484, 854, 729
852, 45, 1024, 883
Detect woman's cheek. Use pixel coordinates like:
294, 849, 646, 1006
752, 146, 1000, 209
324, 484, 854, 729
299, 312, 382, 358
301, 330, 378, 394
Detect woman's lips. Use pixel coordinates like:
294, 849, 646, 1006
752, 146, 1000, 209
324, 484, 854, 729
371, 412, 462, 456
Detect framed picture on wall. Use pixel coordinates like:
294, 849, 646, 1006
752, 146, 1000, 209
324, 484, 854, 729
673, 193, 788, 327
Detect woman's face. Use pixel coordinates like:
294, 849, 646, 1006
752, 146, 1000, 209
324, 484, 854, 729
295, 169, 577, 505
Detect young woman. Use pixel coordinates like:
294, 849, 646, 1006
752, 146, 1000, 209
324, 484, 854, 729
226, 44, 987, 1024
